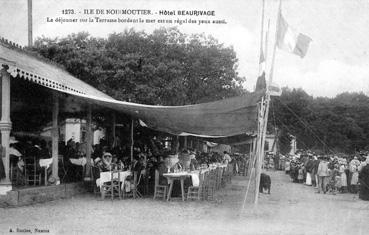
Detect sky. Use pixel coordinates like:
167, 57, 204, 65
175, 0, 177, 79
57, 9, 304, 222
0, 0, 368, 98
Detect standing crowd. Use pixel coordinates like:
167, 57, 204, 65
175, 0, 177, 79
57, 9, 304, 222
279, 151, 369, 201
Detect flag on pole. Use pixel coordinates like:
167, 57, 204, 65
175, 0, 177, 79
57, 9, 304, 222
277, 13, 312, 58
255, 72, 266, 92
268, 82, 282, 96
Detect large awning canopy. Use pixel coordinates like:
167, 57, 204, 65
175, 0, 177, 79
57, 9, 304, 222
0, 41, 112, 99
75, 91, 262, 137
0, 41, 262, 138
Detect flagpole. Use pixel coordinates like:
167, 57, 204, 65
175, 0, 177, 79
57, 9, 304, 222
241, 100, 261, 211
240, 0, 266, 210
258, 0, 266, 75
269, 0, 282, 85
254, 97, 266, 204
254, 0, 282, 205
253, 21, 270, 205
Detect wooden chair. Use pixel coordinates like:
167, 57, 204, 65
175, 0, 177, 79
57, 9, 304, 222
134, 171, 143, 198
123, 172, 141, 199
92, 166, 101, 197
24, 156, 41, 186
101, 170, 121, 200
224, 163, 234, 184
204, 169, 217, 201
153, 170, 168, 200
122, 175, 134, 199
187, 171, 204, 201
216, 167, 223, 189
200, 171, 209, 200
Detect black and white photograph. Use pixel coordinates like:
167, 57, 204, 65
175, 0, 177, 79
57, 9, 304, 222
0, 0, 368, 234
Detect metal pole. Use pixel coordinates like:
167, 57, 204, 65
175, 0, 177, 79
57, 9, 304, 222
28, 0, 33, 47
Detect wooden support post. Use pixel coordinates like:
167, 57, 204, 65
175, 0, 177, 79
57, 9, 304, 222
0, 68, 12, 194
51, 93, 59, 184
84, 103, 92, 181
112, 112, 116, 148
176, 136, 179, 152
183, 136, 187, 150
130, 118, 134, 164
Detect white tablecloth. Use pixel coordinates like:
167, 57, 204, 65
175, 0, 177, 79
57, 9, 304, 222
189, 173, 200, 187
163, 163, 227, 187
163, 172, 200, 187
39, 158, 53, 169
70, 157, 93, 166
96, 171, 131, 189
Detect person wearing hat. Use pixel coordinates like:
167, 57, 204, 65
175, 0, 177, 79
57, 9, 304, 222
317, 156, 329, 193
189, 151, 198, 171
102, 152, 113, 171
223, 151, 232, 165
349, 156, 360, 193
311, 155, 320, 188
338, 159, 348, 193
359, 156, 369, 200
91, 157, 102, 179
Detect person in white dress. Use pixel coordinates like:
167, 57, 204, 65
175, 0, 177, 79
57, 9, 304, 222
223, 151, 232, 164
349, 157, 360, 193
339, 163, 347, 192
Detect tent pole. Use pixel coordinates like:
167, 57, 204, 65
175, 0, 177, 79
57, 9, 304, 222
84, 103, 92, 181
130, 118, 134, 164
112, 112, 116, 148
258, 0, 266, 75
241, 100, 262, 210
184, 136, 187, 150
254, 99, 265, 205
254, 0, 282, 205
176, 136, 179, 152
27, 0, 33, 47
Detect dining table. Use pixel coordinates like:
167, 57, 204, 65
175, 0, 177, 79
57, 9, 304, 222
163, 164, 228, 201
163, 172, 191, 201
39, 158, 53, 185
163, 170, 204, 201
96, 170, 131, 190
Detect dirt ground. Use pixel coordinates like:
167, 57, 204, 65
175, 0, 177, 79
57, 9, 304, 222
1, 170, 368, 235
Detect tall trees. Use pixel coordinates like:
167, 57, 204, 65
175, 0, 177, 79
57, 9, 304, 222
31, 27, 245, 105
271, 88, 369, 154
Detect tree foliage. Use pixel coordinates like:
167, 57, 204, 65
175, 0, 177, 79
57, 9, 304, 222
31, 28, 245, 105
269, 88, 369, 154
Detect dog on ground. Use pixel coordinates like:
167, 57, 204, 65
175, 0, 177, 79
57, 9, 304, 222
259, 173, 271, 194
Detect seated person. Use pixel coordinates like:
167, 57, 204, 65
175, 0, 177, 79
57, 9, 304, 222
116, 158, 125, 171
158, 156, 168, 185
122, 156, 131, 170
111, 155, 122, 171
13, 157, 25, 185
101, 153, 113, 172
132, 156, 144, 173
92, 157, 103, 179
190, 159, 198, 171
